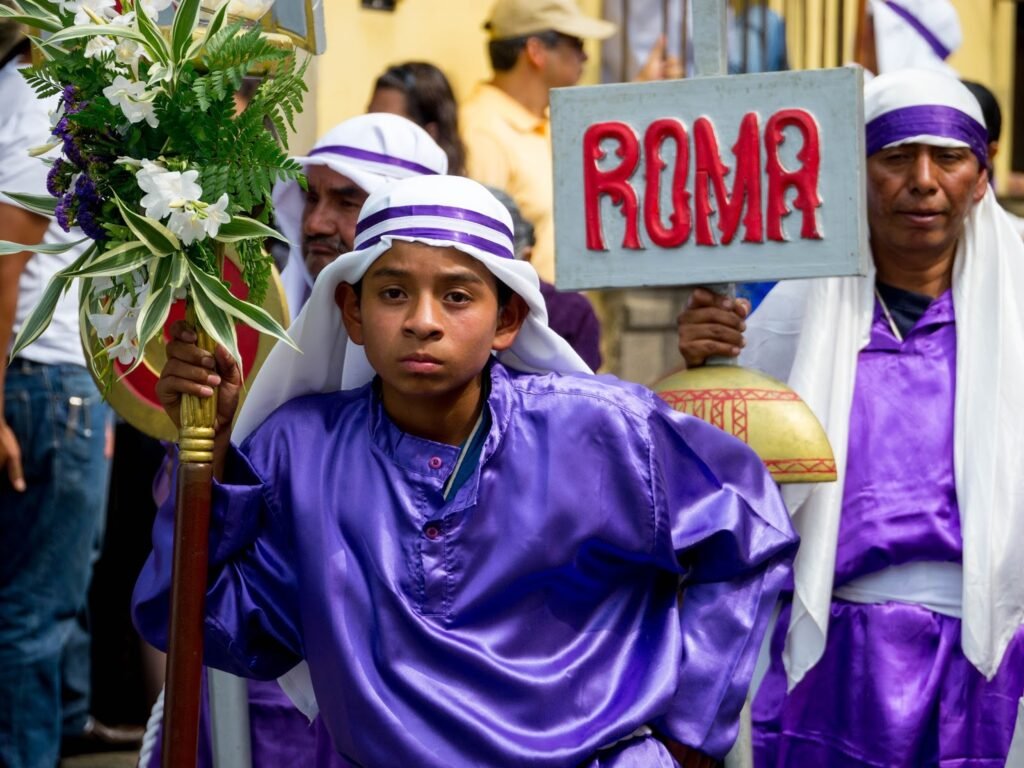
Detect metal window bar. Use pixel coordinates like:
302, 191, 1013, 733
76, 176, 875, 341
609, 1, 869, 79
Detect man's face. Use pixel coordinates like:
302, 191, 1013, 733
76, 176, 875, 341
866, 143, 988, 266
538, 33, 587, 89
339, 242, 524, 421
301, 165, 369, 280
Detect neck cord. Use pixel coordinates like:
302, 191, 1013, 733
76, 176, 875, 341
874, 285, 904, 343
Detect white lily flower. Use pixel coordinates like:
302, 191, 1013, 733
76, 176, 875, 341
202, 194, 231, 239
125, 98, 159, 128
167, 207, 207, 246
138, 166, 203, 221
88, 307, 126, 340
91, 275, 115, 292
28, 139, 62, 157
60, 0, 117, 24
89, 291, 145, 341
114, 39, 143, 67
102, 75, 160, 128
84, 34, 115, 59
107, 334, 140, 366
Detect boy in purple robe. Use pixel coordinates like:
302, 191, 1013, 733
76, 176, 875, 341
678, 70, 1024, 766
134, 174, 797, 766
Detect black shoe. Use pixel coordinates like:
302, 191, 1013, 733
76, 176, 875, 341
60, 716, 145, 757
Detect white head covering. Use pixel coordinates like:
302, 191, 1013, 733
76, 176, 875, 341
236, 174, 591, 443
742, 70, 1024, 689
273, 113, 449, 314
869, 0, 961, 77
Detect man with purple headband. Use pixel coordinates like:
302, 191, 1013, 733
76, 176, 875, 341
134, 174, 798, 765
679, 69, 1024, 766
273, 112, 448, 314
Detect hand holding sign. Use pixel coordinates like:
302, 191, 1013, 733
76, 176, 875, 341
676, 287, 750, 368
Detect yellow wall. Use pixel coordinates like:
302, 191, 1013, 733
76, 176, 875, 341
947, 0, 1017, 189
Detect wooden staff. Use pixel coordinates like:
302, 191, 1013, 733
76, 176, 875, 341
162, 290, 220, 767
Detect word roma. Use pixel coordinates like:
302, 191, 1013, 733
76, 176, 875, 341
583, 109, 823, 251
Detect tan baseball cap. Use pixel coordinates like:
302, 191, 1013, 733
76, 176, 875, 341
485, 0, 617, 41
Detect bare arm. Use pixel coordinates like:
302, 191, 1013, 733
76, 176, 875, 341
155, 320, 242, 479
0, 203, 49, 491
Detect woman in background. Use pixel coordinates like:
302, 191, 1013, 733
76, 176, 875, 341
368, 61, 466, 176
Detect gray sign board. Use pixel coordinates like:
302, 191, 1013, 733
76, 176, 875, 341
550, 67, 868, 290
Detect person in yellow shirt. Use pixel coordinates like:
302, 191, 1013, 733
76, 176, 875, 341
460, 0, 614, 283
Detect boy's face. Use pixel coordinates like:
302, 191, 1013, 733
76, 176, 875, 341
338, 242, 526, 428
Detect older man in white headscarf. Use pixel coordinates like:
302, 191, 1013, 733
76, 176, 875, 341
678, 69, 1024, 766
274, 112, 448, 313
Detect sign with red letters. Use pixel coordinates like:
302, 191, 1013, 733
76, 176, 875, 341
550, 68, 868, 290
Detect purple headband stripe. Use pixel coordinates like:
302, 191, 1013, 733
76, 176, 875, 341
866, 104, 988, 168
885, 1, 952, 60
356, 204, 514, 241
308, 145, 439, 176
357, 227, 515, 260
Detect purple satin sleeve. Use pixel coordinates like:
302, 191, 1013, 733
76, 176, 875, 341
646, 407, 797, 757
131, 443, 304, 680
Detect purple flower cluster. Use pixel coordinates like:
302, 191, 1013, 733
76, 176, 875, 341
54, 174, 105, 240
73, 174, 105, 240
53, 115, 87, 168
55, 194, 71, 231
50, 84, 107, 240
46, 159, 70, 197
61, 84, 78, 109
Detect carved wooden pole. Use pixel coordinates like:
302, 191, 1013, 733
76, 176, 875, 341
162, 298, 218, 768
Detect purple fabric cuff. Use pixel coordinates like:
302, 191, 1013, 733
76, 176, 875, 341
866, 105, 988, 169
356, 204, 514, 241
884, 1, 952, 60
308, 145, 440, 176
357, 227, 515, 260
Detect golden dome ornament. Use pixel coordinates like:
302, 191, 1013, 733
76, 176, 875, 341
653, 363, 836, 485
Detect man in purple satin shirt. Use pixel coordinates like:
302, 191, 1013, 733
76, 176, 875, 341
134, 175, 797, 766
678, 71, 1024, 766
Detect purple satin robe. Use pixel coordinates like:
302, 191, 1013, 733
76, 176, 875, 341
134, 361, 796, 766
753, 291, 1024, 767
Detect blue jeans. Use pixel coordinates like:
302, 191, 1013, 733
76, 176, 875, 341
0, 360, 110, 768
